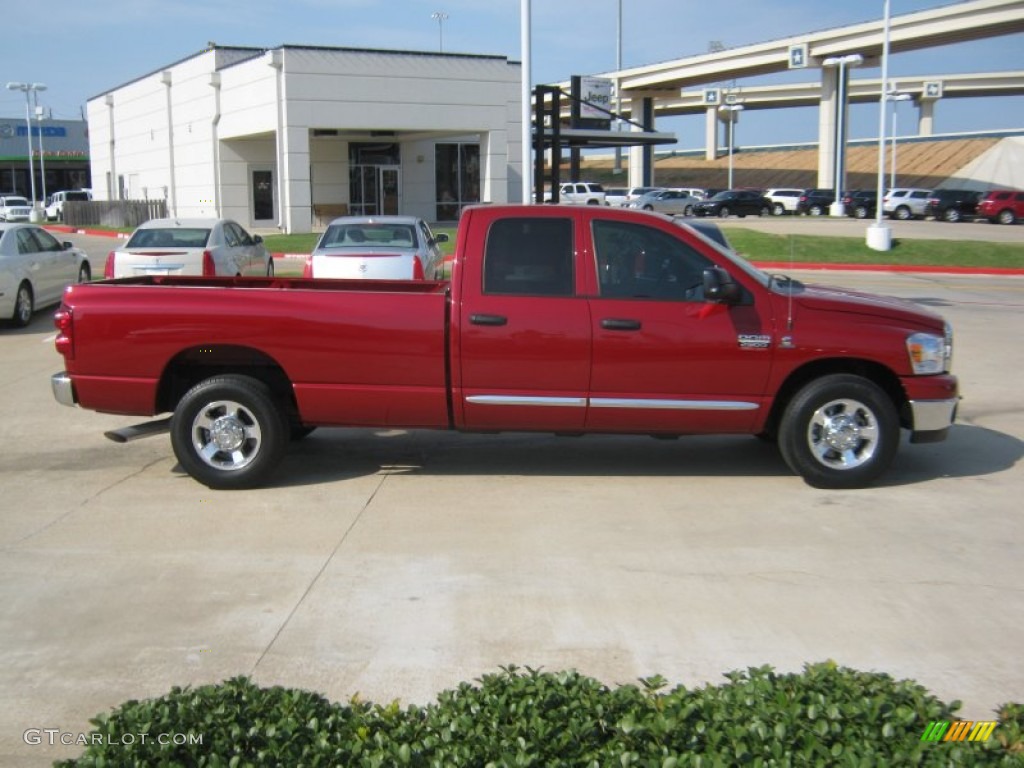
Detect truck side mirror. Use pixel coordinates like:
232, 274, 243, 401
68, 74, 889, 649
435, 233, 450, 244
703, 267, 741, 304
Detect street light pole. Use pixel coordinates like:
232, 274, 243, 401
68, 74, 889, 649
719, 104, 744, 189
821, 54, 863, 216
5, 82, 47, 218
888, 91, 912, 189
867, 0, 893, 251
35, 102, 50, 207
431, 11, 448, 53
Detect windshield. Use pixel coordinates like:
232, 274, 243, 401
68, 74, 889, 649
709, 191, 733, 201
2, 197, 29, 207
319, 223, 417, 249
126, 228, 212, 248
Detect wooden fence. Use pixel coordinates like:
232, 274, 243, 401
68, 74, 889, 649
63, 200, 168, 229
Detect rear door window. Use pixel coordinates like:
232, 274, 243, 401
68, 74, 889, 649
483, 218, 574, 296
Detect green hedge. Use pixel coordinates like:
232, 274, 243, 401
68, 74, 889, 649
55, 663, 1023, 767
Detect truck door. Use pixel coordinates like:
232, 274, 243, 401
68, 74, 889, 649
585, 218, 774, 434
454, 213, 591, 431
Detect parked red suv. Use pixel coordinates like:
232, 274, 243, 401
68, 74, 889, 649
977, 189, 1024, 225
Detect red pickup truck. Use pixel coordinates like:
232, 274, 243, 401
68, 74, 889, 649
51, 205, 958, 490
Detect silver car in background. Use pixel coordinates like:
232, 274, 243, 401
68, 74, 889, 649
625, 188, 701, 216
304, 216, 448, 280
104, 218, 273, 279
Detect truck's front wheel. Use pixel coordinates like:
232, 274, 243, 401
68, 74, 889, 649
778, 374, 899, 489
170, 375, 288, 489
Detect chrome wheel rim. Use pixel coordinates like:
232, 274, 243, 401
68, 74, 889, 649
15, 286, 31, 325
806, 398, 880, 471
190, 399, 263, 471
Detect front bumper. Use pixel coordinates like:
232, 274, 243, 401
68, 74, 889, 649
908, 397, 958, 443
51, 372, 78, 408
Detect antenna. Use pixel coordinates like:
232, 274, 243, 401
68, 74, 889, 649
786, 235, 795, 331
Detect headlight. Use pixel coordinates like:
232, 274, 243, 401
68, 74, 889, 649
907, 325, 952, 374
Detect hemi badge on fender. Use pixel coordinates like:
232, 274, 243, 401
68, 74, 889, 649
737, 334, 771, 349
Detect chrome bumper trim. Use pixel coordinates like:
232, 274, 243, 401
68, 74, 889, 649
51, 372, 78, 408
909, 397, 958, 432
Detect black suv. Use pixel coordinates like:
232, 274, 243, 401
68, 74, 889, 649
692, 189, 771, 218
925, 189, 982, 223
841, 189, 878, 219
796, 189, 835, 216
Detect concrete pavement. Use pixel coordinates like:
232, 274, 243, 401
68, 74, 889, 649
1, 268, 1022, 766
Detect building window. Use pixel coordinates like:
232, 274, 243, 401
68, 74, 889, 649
435, 143, 479, 221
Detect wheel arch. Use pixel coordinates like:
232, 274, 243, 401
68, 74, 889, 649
156, 345, 298, 421
763, 358, 908, 439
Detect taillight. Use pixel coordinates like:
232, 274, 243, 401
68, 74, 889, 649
413, 257, 425, 280
104, 252, 115, 279
202, 250, 215, 276
302, 256, 313, 278
54, 308, 74, 359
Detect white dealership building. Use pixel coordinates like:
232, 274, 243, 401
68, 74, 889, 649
86, 45, 522, 233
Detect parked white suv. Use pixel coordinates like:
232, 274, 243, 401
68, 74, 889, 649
45, 190, 92, 222
0, 195, 33, 222
763, 188, 803, 216
544, 182, 608, 205
883, 188, 932, 220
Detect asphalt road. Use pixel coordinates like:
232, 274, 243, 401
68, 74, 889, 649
1, 253, 1022, 765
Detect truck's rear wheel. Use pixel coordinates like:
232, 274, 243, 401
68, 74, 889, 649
778, 374, 899, 489
170, 375, 287, 489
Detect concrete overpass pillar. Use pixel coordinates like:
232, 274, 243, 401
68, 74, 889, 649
817, 67, 839, 189
627, 96, 655, 188
705, 107, 720, 160
918, 99, 936, 136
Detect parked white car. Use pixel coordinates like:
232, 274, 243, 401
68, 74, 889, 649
543, 182, 608, 205
0, 223, 91, 327
882, 188, 932, 220
45, 190, 92, 222
303, 216, 448, 280
763, 188, 804, 216
0, 196, 33, 222
605, 186, 662, 207
104, 218, 273, 278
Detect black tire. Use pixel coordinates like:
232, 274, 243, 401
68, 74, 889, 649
77, 262, 91, 283
772, 203, 785, 216
170, 375, 288, 489
895, 206, 912, 221
718, 206, 731, 218
854, 205, 869, 219
642, 204, 654, 211
777, 374, 899, 489
943, 208, 961, 223
11, 281, 33, 327
683, 205, 693, 216
997, 209, 1016, 225
809, 204, 824, 216
758, 206, 770, 217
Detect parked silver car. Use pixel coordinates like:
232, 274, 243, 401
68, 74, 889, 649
304, 216, 448, 280
626, 188, 701, 216
0, 223, 90, 327
105, 218, 273, 279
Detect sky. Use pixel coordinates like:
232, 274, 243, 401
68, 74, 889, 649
2, 0, 1022, 149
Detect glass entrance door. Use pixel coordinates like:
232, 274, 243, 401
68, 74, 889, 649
380, 167, 400, 214
251, 167, 275, 224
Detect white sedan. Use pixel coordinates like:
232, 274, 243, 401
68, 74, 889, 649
304, 216, 448, 280
0, 224, 91, 327
104, 218, 273, 279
